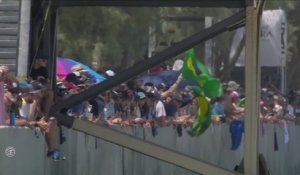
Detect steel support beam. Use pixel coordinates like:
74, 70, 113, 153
50, 10, 246, 120
53, 112, 241, 175
51, 0, 245, 8
244, 0, 264, 175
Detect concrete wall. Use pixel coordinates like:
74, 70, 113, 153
0, 123, 300, 175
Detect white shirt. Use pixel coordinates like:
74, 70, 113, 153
19, 101, 30, 119
155, 100, 166, 118
286, 104, 294, 116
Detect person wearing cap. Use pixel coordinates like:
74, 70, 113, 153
15, 77, 65, 160
227, 81, 239, 92
158, 73, 184, 125
131, 92, 148, 125
1, 65, 26, 125
146, 89, 167, 127
3, 81, 28, 126
29, 55, 55, 117
24, 88, 66, 161
65, 64, 85, 85
29, 56, 65, 160
223, 81, 244, 120
163, 92, 182, 126
3, 80, 42, 127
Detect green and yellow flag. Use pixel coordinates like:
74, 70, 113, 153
182, 48, 223, 136
182, 48, 209, 81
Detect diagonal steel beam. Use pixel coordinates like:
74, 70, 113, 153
50, 9, 246, 120
51, 0, 245, 8
54, 112, 241, 175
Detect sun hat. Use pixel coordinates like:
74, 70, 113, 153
226, 81, 240, 91
105, 70, 115, 77
71, 64, 83, 72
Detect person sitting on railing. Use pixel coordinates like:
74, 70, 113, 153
29, 57, 54, 117
24, 85, 66, 161
29, 56, 66, 161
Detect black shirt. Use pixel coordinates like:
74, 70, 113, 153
30, 67, 48, 80
65, 73, 83, 85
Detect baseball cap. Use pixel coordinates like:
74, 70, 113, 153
137, 92, 146, 99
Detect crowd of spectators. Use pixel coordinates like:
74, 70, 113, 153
1, 57, 300, 159
56, 61, 300, 131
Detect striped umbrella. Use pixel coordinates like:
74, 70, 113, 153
56, 57, 105, 83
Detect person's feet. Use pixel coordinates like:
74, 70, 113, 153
47, 149, 66, 161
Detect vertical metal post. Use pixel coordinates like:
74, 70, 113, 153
148, 24, 156, 58
49, 7, 57, 89
204, 16, 213, 74
244, 0, 263, 174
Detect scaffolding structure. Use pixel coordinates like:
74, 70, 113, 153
35, 0, 265, 174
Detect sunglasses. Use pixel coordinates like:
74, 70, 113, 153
38, 59, 48, 62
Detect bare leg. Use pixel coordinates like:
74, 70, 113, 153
44, 117, 58, 151
43, 90, 54, 117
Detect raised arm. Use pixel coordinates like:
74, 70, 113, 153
0, 65, 9, 82
160, 73, 183, 100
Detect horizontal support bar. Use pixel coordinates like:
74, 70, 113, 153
51, 0, 245, 8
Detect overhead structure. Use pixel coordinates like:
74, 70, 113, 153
50, 0, 245, 7
41, 0, 264, 174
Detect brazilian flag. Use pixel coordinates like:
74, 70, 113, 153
182, 48, 209, 80
182, 48, 222, 97
181, 49, 223, 136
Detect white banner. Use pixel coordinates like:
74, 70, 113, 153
231, 9, 287, 67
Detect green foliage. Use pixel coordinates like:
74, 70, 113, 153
56, 7, 237, 73
57, 7, 157, 69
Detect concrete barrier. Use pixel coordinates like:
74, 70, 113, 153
1, 123, 300, 175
